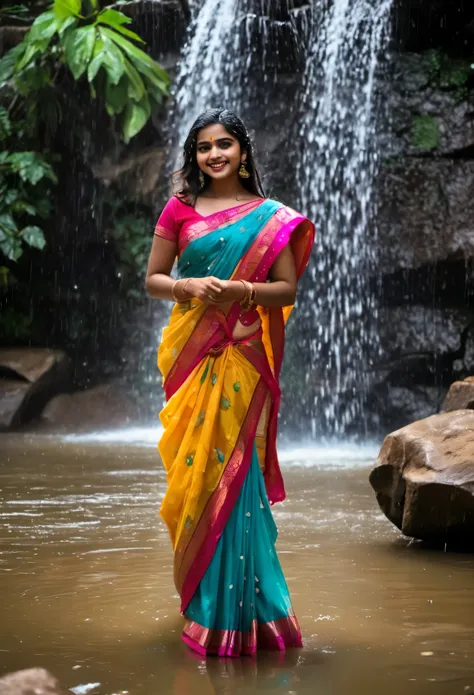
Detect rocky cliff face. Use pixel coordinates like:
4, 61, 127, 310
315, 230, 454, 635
371, 1, 474, 432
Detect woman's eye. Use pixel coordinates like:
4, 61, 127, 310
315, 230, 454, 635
219, 142, 231, 149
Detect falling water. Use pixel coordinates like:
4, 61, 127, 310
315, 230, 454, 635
294, 0, 393, 438
168, 0, 309, 162
170, 0, 240, 153
164, 0, 393, 438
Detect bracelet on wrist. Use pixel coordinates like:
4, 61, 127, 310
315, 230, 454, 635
239, 280, 256, 311
172, 278, 193, 303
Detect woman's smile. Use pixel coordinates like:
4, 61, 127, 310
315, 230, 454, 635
208, 161, 228, 171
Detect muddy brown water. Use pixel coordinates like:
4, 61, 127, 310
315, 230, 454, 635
1, 431, 474, 695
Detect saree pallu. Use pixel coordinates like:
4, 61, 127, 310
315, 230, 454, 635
158, 198, 314, 657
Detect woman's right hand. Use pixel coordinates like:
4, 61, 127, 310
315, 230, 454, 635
184, 276, 224, 304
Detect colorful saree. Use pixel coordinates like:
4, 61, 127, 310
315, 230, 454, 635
157, 197, 314, 657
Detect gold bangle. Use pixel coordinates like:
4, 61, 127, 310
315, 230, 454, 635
171, 279, 181, 303
172, 278, 194, 303
172, 279, 188, 303
239, 280, 251, 308
248, 283, 257, 308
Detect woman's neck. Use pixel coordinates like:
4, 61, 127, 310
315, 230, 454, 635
204, 178, 249, 200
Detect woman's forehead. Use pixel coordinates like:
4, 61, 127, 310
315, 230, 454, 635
197, 123, 234, 143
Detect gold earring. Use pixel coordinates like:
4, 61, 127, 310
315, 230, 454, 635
239, 160, 250, 179
199, 170, 205, 187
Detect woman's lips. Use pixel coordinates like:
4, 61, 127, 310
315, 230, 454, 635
208, 162, 228, 171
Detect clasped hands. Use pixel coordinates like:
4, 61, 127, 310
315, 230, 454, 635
173, 276, 245, 305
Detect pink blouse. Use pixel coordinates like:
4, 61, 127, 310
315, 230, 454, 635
154, 196, 198, 252
154, 196, 267, 256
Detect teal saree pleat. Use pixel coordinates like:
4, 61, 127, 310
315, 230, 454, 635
182, 444, 302, 657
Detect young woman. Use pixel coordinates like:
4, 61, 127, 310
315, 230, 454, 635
146, 108, 315, 657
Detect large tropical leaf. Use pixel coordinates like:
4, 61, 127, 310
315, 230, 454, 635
122, 98, 150, 142
22, 225, 46, 250
97, 8, 130, 26
122, 58, 146, 101
54, 0, 82, 21
96, 9, 145, 43
100, 27, 169, 86
15, 43, 42, 73
0, 44, 25, 85
27, 11, 59, 43
63, 25, 96, 80
58, 16, 78, 35
88, 34, 124, 85
0, 213, 17, 233
0, 235, 22, 261
105, 76, 128, 115
130, 59, 168, 93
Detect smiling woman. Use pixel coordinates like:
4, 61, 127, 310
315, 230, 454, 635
145, 108, 315, 657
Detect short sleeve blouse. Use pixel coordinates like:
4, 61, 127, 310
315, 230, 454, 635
154, 196, 182, 243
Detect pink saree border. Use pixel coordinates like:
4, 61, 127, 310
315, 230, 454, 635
178, 376, 268, 613
182, 615, 302, 657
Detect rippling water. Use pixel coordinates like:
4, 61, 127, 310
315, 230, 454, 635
1, 433, 474, 694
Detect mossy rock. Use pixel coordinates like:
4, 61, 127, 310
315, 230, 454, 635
411, 116, 439, 151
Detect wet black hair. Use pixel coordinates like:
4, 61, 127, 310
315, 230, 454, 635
172, 108, 265, 203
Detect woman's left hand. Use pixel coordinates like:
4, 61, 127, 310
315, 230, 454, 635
207, 279, 245, 304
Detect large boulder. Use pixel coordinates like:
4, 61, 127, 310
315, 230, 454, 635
0, 349, 71, 430
40, 383, 140, 431
369, 410, 474, 545
0, 668, 69, 695
442, 376, 474, 412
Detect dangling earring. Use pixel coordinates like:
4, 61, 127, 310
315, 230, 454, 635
239, 160, 250, 179
199, 170, 205, 187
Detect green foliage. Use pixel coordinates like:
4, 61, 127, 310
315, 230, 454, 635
0, 0, 169, 270
0, 0, 170, 142
0, 108, 54, 262
112, 211, 152, 297
0, 5, 29, 21
0, 305, 33, 340
424, 49, 474, 103
411, 115, 439, 151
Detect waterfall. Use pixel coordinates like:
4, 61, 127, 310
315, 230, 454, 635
163, 0, 394, 438
170, 0, 240, 157
294, 0, 393, 438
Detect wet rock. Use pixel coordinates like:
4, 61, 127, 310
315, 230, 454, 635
0, 668, 69, 695
0, 349, 71, 430
40, 383, 140, 431
383, 52, 474, 158
369, 410, 474, 545
378, 158, 474, 272
92, 146, 165, 203
442, 377, 474, 412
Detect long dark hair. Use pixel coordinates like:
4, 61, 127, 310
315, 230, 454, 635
172, 108, 265, 203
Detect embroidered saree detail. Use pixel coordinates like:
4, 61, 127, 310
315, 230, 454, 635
158, 199, 314, 656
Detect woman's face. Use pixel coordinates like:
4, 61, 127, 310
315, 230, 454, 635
195, 123, 245, 183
